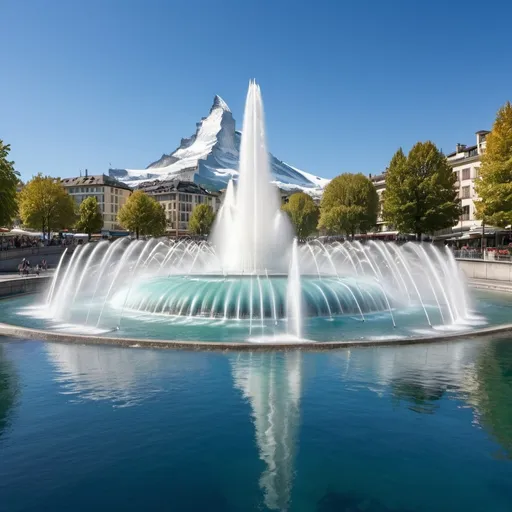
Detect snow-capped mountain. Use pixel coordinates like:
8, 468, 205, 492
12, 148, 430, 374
109, 95, 329, 195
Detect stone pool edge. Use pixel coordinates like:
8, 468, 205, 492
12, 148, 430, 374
1, 321, 512, 352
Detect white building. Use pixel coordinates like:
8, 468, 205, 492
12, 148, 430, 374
446, 130, 489, 231
370, 172, 392, 234
366, 130, 490, 240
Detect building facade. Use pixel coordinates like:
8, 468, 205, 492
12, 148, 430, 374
369, 172, 392, 233
366, 130, 489, 239
137, 180, 220, 236
446, 130, 489, 231
61, 173, 132, 233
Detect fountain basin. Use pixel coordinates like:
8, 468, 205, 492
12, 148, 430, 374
2, 288, 512, 346
111, 275, 391, 320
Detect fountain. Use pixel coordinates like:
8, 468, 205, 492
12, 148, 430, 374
6, 80, 499, 345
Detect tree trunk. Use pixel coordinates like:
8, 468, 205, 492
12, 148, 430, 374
416, 232, 422, 242
136, 228, 139, 240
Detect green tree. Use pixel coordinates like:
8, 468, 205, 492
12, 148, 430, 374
117, 190, 166, 239
76, 196, 103, 239
382, 142, 459, 240
282, 192, 319, 240
0, 141, 20, 228
188, 204, 215, 236
475, 102, 512, 227
18, 174, 76, 242
318, 173, 378, 238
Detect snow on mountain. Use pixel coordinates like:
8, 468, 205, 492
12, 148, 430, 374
109, 95, 329, 196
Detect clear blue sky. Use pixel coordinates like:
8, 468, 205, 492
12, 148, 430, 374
2, 0, 511, 183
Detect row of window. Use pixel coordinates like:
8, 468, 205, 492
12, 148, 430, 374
73, 194, 104, 203
68, 186, 103, 194
68, 186, 127, 194
156, 193, 214, 203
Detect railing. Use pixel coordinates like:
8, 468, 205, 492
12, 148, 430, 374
454, 250, 512, 262
0, 245, 71, 262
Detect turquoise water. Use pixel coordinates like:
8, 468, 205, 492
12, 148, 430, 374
1, 336, 512, 511
2, 290, 512, 342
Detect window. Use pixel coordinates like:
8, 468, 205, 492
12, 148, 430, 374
461, 186, 470, 199
453, 171, 459, 183
474, 167, 480, 178
462, 168, 470, 180
461, 205, 470, 221
111, 204, 114, 213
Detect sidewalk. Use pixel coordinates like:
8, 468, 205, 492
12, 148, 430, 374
0, 271, 54, 282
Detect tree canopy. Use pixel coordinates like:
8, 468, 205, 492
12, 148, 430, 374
318, 173, 378, 237
188, 204, 215, 236
117, 190, 166, 238
76, 196, 103, 239
0, 141, 20, 228
18, 174, 76, 240
475, 101, 512, 227
382, 142, 459, 240
281, 192, 319, 240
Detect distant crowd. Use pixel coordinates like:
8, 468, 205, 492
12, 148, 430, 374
1, 235, 43, 250
0, 235, 78, 251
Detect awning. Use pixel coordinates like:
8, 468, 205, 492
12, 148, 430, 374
4, 228, 43, 237
435, 232, 464, 240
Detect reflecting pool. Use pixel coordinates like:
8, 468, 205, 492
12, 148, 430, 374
1, 336, 512, 511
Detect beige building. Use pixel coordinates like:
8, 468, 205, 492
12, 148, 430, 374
138, 180, 220, 236
61, 173, 132, 233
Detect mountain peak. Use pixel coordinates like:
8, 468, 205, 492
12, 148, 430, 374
211, 95, 231, 113
111, 91, 329, 196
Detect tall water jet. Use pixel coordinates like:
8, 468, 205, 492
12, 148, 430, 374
211, 80, 293, 273
287, 239, 302, 339
36, 80, 477, 343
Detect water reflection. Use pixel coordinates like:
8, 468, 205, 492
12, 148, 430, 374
334, 342, 480, 412
0, 345, 19, 437
466, 339, 512, 458
39, 337, 512, 509
231, 352, 302, 511
44, 343, 169, 406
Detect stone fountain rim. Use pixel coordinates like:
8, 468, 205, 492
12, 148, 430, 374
1, 321, 512, 352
